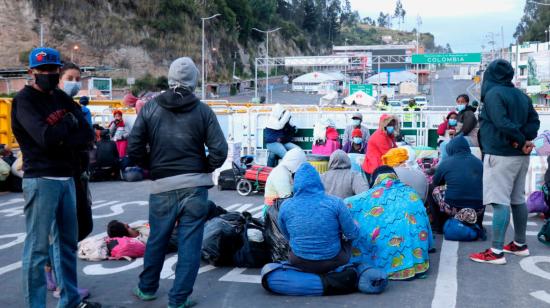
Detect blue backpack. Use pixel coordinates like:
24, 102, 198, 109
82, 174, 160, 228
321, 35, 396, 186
443, 218, 483, 241
261, 262, 388, 296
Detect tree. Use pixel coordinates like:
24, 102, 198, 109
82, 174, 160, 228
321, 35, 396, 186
302, 0, 318, 32
393, 0, 405, 30
377, 12, 388, 28
445, 43, 453, 53
514, 0, 550, 42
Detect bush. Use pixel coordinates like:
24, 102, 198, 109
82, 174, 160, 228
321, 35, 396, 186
131, 74, 169, 96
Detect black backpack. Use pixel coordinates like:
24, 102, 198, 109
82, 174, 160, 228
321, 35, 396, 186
233, 213, 271, 268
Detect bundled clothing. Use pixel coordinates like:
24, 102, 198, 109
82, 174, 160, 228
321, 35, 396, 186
312, 125, 341, 156
279, 163, 359, 274
383, 147, 428, 203
345, 166, 433, 280
432, 136, 484, 226
264, 148, 307, 209
321, 150, 369, 199
362, 114, 399, 175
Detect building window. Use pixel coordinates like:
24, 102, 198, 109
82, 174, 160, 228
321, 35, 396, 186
520, 67, 526, 76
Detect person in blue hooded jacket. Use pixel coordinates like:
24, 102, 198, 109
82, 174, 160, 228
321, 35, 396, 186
278, 163, 359, 274
432, 136, 484, 227
470, 59, 540, 265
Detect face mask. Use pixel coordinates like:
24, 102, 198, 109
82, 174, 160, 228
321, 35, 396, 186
353, 137, 362, 144
448, 119, 457, 126
62, 81, 81, 97
34, 73, 60, 92
456, 104, 466, 112
352, 119, 361, 126
386, 126, 395, 135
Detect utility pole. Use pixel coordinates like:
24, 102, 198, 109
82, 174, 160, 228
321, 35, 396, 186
40, 23, 44, 46
344, 38, 348, 93
252, 27, 281, 104
201, 14, 221, 101
416, 15, 422, 94
501, 26, 505, 59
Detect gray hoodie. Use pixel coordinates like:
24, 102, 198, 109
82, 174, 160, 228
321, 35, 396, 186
320, 150, 369, 199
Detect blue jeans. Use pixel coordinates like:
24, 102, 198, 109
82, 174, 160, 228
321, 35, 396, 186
266, 142, 298, 167
138, 186, 209, 306
21, 178, 80, 308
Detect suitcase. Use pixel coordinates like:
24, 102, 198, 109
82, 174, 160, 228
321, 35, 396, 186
218, 169, 238, 190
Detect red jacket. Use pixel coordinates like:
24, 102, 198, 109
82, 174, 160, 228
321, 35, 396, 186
362, 114, 398, 174
438, 111, 458, 136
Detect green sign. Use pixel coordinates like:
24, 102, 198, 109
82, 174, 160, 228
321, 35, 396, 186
411, 53, 481, 64
349, 84, 373, 96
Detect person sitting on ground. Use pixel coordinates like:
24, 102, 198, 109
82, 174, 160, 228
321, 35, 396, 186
90, 130, 120, 181
109, 110, 129, 158
278, 163, 359, 274
346, 166, 433, 280
432, 136, 484, 228
545, 156, 550, 219
263, 147, 307, 216
343, 128, 366, 154
362, 114, 399, 181
108, 220, 150, 243
437, 111, 458, 145
382, 147, 428, 203
311, 118, 341, 156
264, 104, 298, 167
342, 113, 370, 150
321, 150, 369, 199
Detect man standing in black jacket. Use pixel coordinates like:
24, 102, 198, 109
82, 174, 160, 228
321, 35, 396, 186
129, 57, 228, 307
11, 47, 97, 308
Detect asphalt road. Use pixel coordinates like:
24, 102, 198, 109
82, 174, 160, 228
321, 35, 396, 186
1, 180, 550, 308
218, 68, 475, 108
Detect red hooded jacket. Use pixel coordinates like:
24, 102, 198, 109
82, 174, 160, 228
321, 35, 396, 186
362, 114, 399, 174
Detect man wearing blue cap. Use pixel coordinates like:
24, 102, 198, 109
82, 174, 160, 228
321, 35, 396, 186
11, 47, 98, 308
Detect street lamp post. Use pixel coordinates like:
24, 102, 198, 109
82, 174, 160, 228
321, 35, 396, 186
201, 14, 221, 101
252, 27, 281, 104
70, 45, 79, 62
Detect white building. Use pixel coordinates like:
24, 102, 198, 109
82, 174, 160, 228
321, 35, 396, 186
506, 41, 549, 89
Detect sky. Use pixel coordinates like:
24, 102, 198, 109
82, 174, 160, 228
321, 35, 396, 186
349, 0, 526, 52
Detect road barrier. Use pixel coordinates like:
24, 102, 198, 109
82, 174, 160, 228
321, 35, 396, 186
1, 98, 549, 154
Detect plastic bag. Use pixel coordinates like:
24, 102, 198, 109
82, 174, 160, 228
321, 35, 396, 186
264, 198, 290, 262
201, 212, 245, 266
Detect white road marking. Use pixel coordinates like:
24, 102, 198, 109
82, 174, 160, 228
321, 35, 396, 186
225, 203, 245, 211
198, 264, 217, 274
249, 205, 264, 214
0, 233, 26, 250
431, 239, 458, 308
0, 261, 21, 276
92, 201, 148, 219
519, 256, 550, 280
0, 206, 23, 217
91, 201, 119, 210
0, 198, 24, 208
83, 258, 144, 275
236, 203, 254, 212
530, 291, 550, 304
218, 267, 261, 284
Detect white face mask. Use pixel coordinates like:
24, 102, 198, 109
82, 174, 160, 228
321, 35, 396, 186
62, 81, 81, 97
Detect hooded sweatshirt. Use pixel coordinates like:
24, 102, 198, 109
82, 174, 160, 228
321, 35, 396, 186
264, 148, 307, 206
432, 136, 483, 208
321, 150, 369, 199
278, 163, 359, 260
479, 59, 540, 156
264, 105, 295, 144
456, 105, 478, 144
362, 114, 399, 174
128, 57, 228, 193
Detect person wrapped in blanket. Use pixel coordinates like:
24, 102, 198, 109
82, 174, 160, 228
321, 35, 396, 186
432, 136, 485, 228
107, 220, 177, 254
311, 118, 341, 156
345, 165, 433, 280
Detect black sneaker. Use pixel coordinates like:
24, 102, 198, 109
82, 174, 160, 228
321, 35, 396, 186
76, 301, 102, 308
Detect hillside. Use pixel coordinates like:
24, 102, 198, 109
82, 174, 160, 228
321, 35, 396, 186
0, 0, 446, 83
